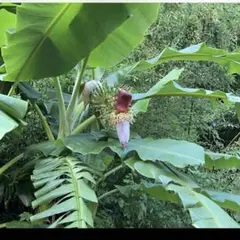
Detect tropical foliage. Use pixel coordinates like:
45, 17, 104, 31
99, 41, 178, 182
1, 3, 240, 228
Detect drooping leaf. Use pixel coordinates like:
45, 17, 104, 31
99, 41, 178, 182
140, 183, 181, 204
0, 110, 18, 139
0, 93, 27, 119
124, 138, 205, 168
166, 184, 240, 228
131, 43, 240, 74
132, 68, 184, 114
17, 82, 41, 101
146, 68, 185, 95
0, 9, 16, 48
188, 191, 240, 228
203, 189, 240, 212
125, 158, 199, 188
141, 185, 240, 213
88, 3, 160, 68
2, 3, 137, 81
0, 93, 28, 139
46, 89, 71, 104
126, 158, 240, 228
205, 152, 240, 169
133, 80, 240, 109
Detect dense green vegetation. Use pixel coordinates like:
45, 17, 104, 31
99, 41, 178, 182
1, 3, 240, 228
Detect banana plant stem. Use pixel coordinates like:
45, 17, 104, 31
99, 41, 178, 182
53, 77, 69, 138
72, 115, 96, 135
32, 102, 55, 141
67, 57, 89, 123
98, 189, 119, 201
0, 153, 24, 175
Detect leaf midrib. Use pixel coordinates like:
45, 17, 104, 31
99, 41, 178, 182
65, 157, 82, 228
139, 87, 239, 103
147, 53, 240, 65
16, 3, 72, 80
128, 141, 203, 164
191, 191, 239, 228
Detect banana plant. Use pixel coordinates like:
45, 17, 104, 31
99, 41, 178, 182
1, 3, 240, 228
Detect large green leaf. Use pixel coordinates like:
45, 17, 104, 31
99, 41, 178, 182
0, 93, 28, 139
0, 93, 27, 119
188, 191, 240, 228
133, 80, 240, 107
141, 181, 240, 213
63, 135, 123, 158
2, 3, 133, 81
64, 135, 205, 168
126, 159, 240, 228
131, 68, 240, 117
141, 183, 240, 213
30, 156, 97, 228
203, 189, 240, 212
205, 152, 240, 169
0, 9, 16, 48
125, 158, 199, 188
0, 110, 18, 139
140, 183, 181, 204
167, 184, 240, 228
88, 3, 160, 68
132, 98, 149, 114
27, 141, 60, 157
125, 138, 205, 168
132, 68, 184, 114
131, 43, 240, 74
17, 82, 41, 101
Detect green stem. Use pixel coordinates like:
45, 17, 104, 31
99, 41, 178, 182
0, 153, 24, 175
72, 115, 96, 135
67, 57, 89, 124
32, 102, 55, 141
104, 164, 124, 179
95, 164, 124, 187
7, 82, 18, 96
71, 101, 85, 129
53, 77, 69, 139
98, 189, 119, 201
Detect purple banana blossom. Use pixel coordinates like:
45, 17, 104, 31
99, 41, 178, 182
116, 89, 132, 113
116, 120, 130, 148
